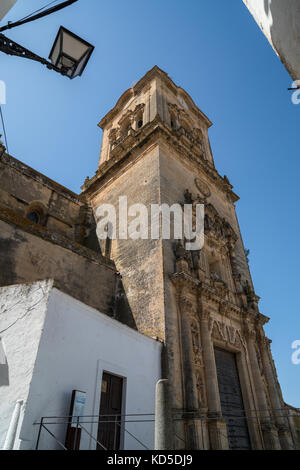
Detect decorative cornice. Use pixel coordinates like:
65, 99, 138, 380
170, 271, 200, 291
82, 116, 239, 204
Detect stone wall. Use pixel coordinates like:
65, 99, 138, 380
0, 215, 116, 317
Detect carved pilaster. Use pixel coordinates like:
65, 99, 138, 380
176, 293, 203, 449
258, 336, 294, 449
243, 324, 281, 449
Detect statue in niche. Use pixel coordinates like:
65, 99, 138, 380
191, 320, 203, 365
195, 369, 205, 407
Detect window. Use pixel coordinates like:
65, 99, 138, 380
26, 202, 47, 226
27, 211, 41, 224
137, 119, 143, 129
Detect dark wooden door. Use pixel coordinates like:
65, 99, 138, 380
97, 372, 123, 450
214, 348, 251, 450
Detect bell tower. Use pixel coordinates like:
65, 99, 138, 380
82, 66, 295, 450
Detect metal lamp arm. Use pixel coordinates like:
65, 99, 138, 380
0, 33, 68, 77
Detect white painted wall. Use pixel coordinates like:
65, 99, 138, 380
0, 281, 52, 450
0, 0, 18, 21
243, 0, 300, 81
0, 281, 162, 450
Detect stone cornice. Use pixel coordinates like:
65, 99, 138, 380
0, 205, 115, 271
170, 271, 200, 291
98, 66, 213, 130
241, 307, 270, 326
171, 273, 243, 318
0, 153, 81, 205
82, 116, 239, 203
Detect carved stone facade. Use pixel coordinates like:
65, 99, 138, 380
83, 66, 297, 449
0, 67, 298, 450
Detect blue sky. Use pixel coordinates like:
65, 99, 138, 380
1, 0, 299, 407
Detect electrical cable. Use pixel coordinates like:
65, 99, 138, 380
17, 1, 60, 23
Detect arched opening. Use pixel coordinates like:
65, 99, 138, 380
26, 202, 47, 226
27, 211, 41, 224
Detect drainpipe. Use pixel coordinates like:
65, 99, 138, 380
3, 400, 23, 450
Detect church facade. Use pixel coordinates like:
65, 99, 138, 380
0, 66, 299, 450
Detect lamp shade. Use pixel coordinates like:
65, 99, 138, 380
49, 26, 94, 79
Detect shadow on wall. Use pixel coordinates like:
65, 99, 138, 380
264, 0, 300, 80
0, 338, 9, 386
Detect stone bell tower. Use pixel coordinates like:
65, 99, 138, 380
82, 66, 295, 450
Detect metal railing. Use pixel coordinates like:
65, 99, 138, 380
33, 408, 300, 450
34, 413, 155, 451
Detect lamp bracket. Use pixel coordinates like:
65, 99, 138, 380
0, 33, 68, 76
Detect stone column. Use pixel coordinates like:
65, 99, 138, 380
155, 379, 174, 450
260, 337, 294, 449
200, 310, 228, 450
244, 326, 281, 449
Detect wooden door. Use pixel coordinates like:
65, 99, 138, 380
214, 348, 251, 450
97, 372, 123, 450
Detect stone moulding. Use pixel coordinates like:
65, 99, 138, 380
1, 153, 81, 205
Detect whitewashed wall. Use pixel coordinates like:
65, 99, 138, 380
0, 0, 18, 21
0, 281, 162, 450
0, 281, 52, 450
243, 0, 300, 81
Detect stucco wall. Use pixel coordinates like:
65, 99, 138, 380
0, 281, 52, 449
243, 0, 300, 81
0, 0, 17, 21
0, 282, 162, 450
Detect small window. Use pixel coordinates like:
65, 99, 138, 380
27, 211, 40, 224
137, 119, 143, 129
26, 202, 47, 226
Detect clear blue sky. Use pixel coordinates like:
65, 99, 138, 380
1, 1, 299, 407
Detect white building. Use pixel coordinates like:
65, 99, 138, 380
0, 280, 162, 450
243, 0, 300, 81
0, 0, 18, 21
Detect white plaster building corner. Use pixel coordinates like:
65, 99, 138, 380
0, 280, 55, 449
0, 0, 18, 21
242, 0, 300, 81
0, 281, 162, 450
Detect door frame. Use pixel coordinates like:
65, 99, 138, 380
212, 340, 262, 449
92, 360, 127, 450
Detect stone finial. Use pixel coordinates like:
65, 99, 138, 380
0, 134, 6, 156
81, 176, 90, 191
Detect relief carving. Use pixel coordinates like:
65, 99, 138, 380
211, 319, 246, 350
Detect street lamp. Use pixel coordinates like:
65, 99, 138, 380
49, 26, 94, 79
0, 0, 94, 79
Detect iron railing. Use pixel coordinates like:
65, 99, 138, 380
33, 408, 300, 450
